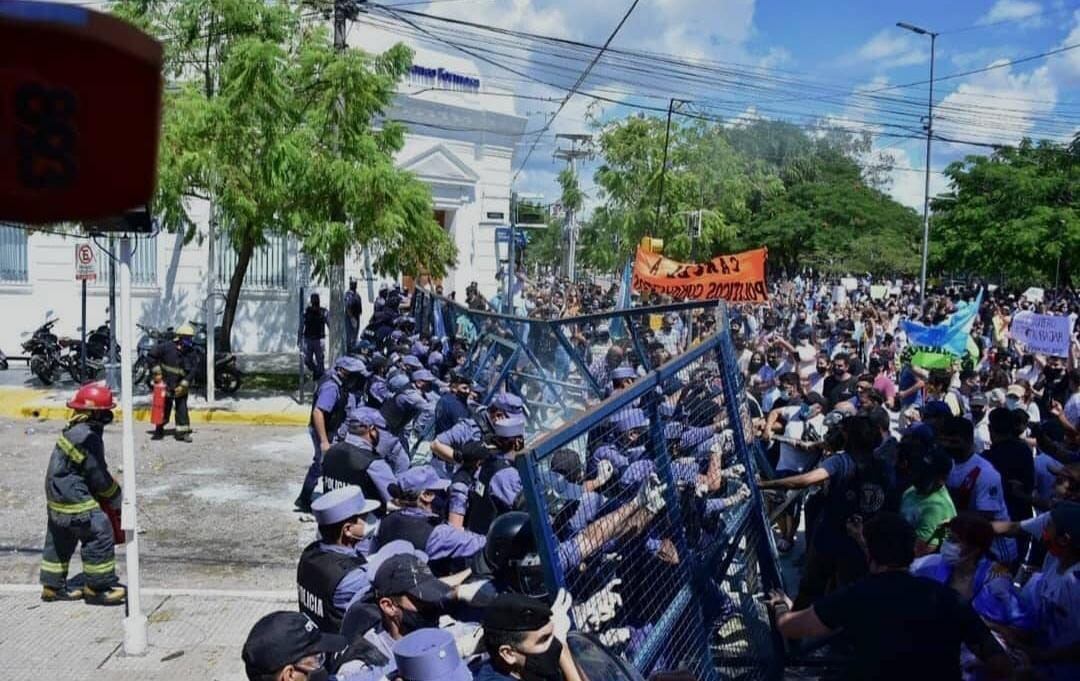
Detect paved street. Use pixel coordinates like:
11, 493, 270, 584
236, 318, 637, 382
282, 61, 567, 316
0, 416, 313, 591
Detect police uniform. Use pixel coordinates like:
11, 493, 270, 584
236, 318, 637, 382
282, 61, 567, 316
593, 408, 650, 476
296, 487, 382, 632
449, 441, 493, 524
303, 302, 329, 379
148, 335, 198, 441
242, 611, 349, 680
345, 284, 363, 351
464, 416, 526, 535
322, 408, 397, 505
376, 466, 486, 575
298, 357, 362, 511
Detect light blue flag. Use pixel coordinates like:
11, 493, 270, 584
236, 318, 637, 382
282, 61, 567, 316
901, 288, 983, 358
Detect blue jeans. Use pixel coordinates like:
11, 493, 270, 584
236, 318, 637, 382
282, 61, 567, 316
303, 338, 325, 380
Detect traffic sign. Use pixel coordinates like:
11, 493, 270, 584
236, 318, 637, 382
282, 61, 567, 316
75, 243, 96, 281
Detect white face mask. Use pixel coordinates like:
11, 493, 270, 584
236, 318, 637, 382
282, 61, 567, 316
939, 540, 965, 566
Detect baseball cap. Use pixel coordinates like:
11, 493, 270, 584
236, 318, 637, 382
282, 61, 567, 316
969, 392, 988, 407
373, 553, 451, 604
1006, 384, 1025, 399
483, 592, 552, 632
396, 465, 451, 494
242, 611, 347, 679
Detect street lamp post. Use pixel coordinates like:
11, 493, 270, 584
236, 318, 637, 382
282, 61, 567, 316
897, 21, 938, 313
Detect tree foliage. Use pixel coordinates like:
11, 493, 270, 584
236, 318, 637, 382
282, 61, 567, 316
930, 136, 1079, 286
578, 114, 913, 275
116, 0, 455, 349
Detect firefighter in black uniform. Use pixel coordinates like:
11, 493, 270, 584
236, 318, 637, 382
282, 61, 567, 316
296, 486, 381, 632
40, 383, 125, 605
149, 323, 198, 442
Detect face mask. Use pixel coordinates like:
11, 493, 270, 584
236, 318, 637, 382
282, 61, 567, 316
93, 410, 115, 426
833, 366, 846, 377
750, 360, 763, 371
939, 540, 965, 566
1043, 528, 1069, 558
1044, 367, 1062, 380
520, 638, 564, 681
400, 605, 440, 635
1006, 397, 1021, 410
797, 404, 811, 420
779, 389, 791, 400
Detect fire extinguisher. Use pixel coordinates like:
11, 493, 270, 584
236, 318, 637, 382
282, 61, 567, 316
151, 380, 166, 426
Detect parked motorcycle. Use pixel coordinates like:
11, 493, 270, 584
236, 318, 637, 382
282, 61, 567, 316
134, 322, 242, 395
63, 323, 120, 383
21, 319, 64, 385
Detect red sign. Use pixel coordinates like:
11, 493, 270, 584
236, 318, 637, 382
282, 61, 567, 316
632, 247, 769, 303
75, 243, 96, 281
0, 2, 163, 223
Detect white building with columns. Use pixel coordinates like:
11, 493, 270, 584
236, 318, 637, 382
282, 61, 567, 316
0, 23, 525, 356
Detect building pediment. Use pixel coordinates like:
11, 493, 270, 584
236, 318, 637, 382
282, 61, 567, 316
399, 144, 480, 187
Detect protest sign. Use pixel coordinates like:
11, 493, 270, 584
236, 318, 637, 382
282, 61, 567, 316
1010, 311, 1074, 357
840, 277, 858, 292
632, 247, 768, 303
870, 285, 888, 300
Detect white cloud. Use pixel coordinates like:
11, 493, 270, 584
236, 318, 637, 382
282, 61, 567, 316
880, 145, 949, 210
850, 30, 928, 69
978, 0, 1045, 27
1050, 10, 1080, 86
935, 62, 1060, 146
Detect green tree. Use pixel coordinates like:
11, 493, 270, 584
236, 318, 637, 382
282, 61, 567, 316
931, 136, 1079, 286
742, 150, 922, 276
118, 0, 454, 350
524, 168, 580, 272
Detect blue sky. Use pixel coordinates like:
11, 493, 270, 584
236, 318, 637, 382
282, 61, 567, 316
394, 0, 1080, 212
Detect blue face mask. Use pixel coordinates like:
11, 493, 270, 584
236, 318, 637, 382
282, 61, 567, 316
797, 404, 811, 420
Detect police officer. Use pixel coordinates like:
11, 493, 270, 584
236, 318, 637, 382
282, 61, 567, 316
380, 370, 436, 449
463, 416, 527, 536
40, 383, 125, 605
434, 371, 473, 435
449, 440, 495, 529
593, 408, 650, 476
475, 593, 581, 681
303, 293, 329, 380
322, 408, 397, 506
345, 278, 363, 352
393, 628, 473, 681
377, 466, 486, 575
297, 487, 382, 632
242, 611, 348, 681
430, 392, 525, 473
366, 355, 390, 407
610, 365, 637, 391
149, 323, 198, 442
297, 356, 367, 513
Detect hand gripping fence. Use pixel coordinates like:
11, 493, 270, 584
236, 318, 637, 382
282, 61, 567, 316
411, 290, 786, 679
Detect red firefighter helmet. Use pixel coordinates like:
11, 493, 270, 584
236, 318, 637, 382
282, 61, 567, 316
67, 383, 117, 411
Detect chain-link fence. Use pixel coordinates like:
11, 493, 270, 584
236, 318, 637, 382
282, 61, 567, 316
409, 289, 785, 679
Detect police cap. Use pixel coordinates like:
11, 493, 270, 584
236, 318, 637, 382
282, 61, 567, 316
242, 611, 347, 680
482, 592, 552, 632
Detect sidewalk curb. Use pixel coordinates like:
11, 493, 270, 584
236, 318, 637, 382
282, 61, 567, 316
0, 387, 308, 426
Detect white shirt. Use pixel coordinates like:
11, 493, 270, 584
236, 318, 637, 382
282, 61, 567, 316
1018, 519, 1080, 681
947, 453, 1015, 562
794, 343, 819, 378
1064, 391, 1080, 430
974, 416, 992, 456
807, 371, 827, 396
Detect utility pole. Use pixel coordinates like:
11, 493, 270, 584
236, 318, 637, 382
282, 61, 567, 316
553, 133, 592, 282
653, 98, 685, 236
897, 21, 938, 312
205, 206, 216, 405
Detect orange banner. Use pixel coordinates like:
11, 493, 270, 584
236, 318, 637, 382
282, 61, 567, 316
632, 247, 769, 302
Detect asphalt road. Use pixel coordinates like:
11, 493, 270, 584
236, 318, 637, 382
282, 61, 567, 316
0, 416, 315, 591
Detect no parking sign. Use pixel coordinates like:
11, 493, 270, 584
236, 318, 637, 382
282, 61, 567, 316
75, 242, 96, 281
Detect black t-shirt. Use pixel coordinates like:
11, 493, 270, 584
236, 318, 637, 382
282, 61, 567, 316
824, 374, 856, 408
814, 571, 999, 681
983, 438, 1035, 521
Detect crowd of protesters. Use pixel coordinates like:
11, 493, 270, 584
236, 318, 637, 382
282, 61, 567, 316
247, 270, 1080, 681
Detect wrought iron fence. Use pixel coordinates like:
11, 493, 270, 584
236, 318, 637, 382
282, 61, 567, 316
409, 289, 786, 679
0, 223, 29, 283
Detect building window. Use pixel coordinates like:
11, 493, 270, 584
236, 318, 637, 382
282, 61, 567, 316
216, 233, 289, 290
95, 236, 158, 287
0, 223, 30, 283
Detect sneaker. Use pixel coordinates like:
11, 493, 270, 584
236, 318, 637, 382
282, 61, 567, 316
41, 585, 83, 602
84, 584, 126, 606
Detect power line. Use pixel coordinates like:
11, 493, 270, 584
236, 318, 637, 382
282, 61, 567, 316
512, 0, 641, 182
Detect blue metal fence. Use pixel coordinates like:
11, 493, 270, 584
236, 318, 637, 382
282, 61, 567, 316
410, 289, 786, 680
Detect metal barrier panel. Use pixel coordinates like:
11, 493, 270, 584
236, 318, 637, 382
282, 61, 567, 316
408, 289, 785, 679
